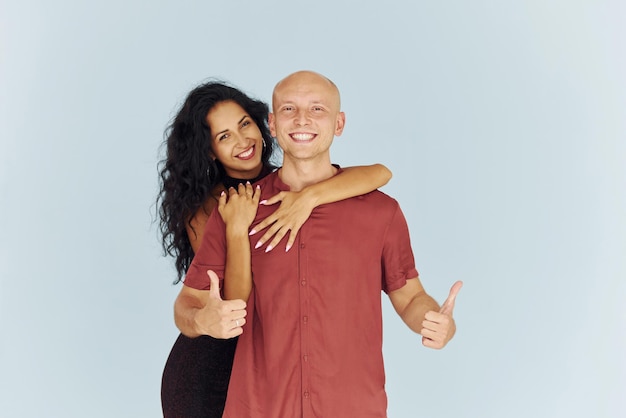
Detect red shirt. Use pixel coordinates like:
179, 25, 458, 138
185, 171, 418, 418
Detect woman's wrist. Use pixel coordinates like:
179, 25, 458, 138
225, 224, 251, 238
300, 185, 321, 209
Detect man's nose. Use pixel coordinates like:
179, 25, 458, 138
295, 109, 310, 126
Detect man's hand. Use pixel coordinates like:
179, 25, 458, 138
185, 270, 247, 339
420, 281, 463, 349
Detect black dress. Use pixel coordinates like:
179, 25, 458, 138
160, 168, 272, 417
161, 334, 237, 418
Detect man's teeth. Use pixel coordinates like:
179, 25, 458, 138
292, 133, 315, 141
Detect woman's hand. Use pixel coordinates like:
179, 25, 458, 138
249, 190, 316, 252
218, 182, 261, 232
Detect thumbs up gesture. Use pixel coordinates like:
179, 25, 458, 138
421, 281, 463, 349
195, 270, 247, 338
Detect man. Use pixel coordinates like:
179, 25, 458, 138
177, 71, 462, 417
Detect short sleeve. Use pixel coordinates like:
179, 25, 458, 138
381, 204, 419, 293
183, 208, 227, 290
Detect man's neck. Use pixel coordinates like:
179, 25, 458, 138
278, 157, 337, 192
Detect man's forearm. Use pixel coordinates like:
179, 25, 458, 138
174, 293, 203, 338
400, 292, 441, 334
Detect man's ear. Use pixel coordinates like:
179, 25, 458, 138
268, 112, 277, 137
334, 112, 346, 136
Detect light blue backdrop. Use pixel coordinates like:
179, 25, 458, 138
1, 1, 624, 417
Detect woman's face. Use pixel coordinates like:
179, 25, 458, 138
206, 100, 264, 179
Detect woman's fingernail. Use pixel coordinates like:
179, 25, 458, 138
265, 245, 273, 253
249, 229, 257, 236
254, 241, 263, 249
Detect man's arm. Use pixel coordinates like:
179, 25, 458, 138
174, 271, 247, 338
388, 278, 463, 349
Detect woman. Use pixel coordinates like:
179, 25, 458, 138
157, 80, 391, 417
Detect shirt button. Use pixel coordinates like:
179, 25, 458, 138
303, 391, 310, 399
301, 279, 306, 286
303, 354, 308, 362
300, 243, 305, 249
302, 316, 308, 324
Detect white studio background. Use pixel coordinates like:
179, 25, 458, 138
1, 1, 624, 417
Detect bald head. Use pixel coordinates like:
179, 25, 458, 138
272, 71, 341, 111
268, 70, 346, 189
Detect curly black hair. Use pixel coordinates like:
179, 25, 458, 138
157, 81, 276, 283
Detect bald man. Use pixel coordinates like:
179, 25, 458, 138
179, 71, 462, 418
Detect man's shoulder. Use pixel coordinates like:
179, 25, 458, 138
336, 190, 400, 216
358, 189, 399, 206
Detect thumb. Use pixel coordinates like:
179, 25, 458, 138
439, 280, 463, 315
260, 191, 284, 206
206, 270, 223, 301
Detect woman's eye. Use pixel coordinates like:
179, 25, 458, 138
218, 133, 229, 141
241, 120, 251, 128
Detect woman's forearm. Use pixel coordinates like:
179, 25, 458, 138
222, 225, 253, 301
302, 163, 392, 206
